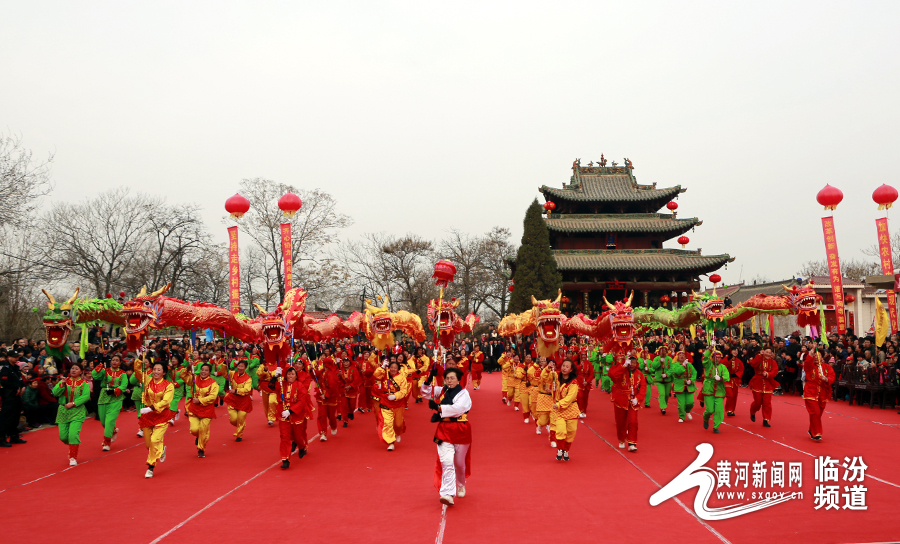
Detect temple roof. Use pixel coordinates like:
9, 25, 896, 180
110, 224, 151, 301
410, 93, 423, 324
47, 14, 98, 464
545, 213, 700, 235
551, 249, 733, 272
540, 166, 684, 203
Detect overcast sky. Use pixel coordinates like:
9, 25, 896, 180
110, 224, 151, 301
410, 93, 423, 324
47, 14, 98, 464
3, 1, 899, 289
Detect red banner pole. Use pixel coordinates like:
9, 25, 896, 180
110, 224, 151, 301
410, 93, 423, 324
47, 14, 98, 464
281, 222, 293, 295
821, 217, 846, 334
875, 217, 898, 333
227, 226, 241, 314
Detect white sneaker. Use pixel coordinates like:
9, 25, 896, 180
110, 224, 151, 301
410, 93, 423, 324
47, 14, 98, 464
160, 446, 167, 463
628, 444, 637, 452
102, 444, 110, 451
524, 418, 529, 423
396, 436, 401, 443
319, 434, 327, 442
111, 428, 119, 443
439, 495, 454, 505
550, 441, 557, 448
678, 418, 684, 423
137, 429, 144, 438
457, 485, 466, 498
618, 442, 626, 449
330, 428, 337, 436
687, 413, 693, 421
174, 411, 181, 422
387, 443, 395, 451
267, 420, 275, 426
69, 458, 77, 466
145, 469, 154, 479
514, 406, 519, 411
579, 412, 587, 418
536, 427, 541, 435
168, 419, 175, 426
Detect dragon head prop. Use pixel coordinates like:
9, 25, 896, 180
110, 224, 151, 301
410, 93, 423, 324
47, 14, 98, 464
603, 291, 635, 347
123, 283, 171, 350
498, 290, 566, 358
362, 295, 426, 351
427, 297, 480, 348
254, 288, 307, 350
532, 290, 564, 348
41, 288, 80, 349
783, 283, 821, 327
692, 289, 726, 323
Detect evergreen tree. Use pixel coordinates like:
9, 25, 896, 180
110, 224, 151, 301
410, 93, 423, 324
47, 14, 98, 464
509, 199, 562, 313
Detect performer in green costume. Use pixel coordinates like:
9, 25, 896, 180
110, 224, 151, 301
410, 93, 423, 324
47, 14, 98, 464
92, 354, 128, 451
52, 362, 91, 466
702, 349, 729, 433
650, 346, 674, 414
670, 350, 697, 422
638, 347, 654, 407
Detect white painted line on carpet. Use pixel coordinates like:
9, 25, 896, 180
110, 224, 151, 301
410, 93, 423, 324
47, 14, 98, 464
580, 420, 733, 544
434, 504, 448, 544
0, 428, 183, 494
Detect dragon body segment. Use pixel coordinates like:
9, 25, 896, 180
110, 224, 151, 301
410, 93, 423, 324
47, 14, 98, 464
499, 290, 566, 358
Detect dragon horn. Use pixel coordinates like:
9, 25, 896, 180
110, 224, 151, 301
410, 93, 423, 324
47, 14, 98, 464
253, 303, 265, 314
381, 295, 389, 311
150, 283, 171, 298
138, 285, 147, 297
626, 290, 634, 306
781, 284, 791, 292
531, 295, 539, 306
42, 289, 56, 309
603, 296, 615, 311
63, 287, 80, 308
553, 289, 562, 305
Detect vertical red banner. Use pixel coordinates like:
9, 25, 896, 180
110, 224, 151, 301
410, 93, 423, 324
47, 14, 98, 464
281, 222, 292, 294
875, 218, 898, 332
227, 226, 240, 314
821, 217, 846, 334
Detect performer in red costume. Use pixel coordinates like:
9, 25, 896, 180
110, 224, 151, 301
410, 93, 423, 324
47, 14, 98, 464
803, 349, 835, 441
422, 366, 472, 506
724, 347, 744, 417
749, 348, 779, 427
609, 355, 646, 453
277, 366, 313, 469
312, 355, 340, 441
470, 345, 485, 390
338, 356, 362, 427
576, 352, 595, 419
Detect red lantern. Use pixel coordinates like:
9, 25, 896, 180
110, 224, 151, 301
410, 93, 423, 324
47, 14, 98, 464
660, 294, 670, 304
508, 285, 515, 292
816, 184, 843, 211
845, 294, 856, 303
710, 273, 722, 285
278, 192, 303, 217
561, 296, 570, 304
873, 184, 898, 210
666, 201, 678, 212
677, 236, 689, 248
432, 260, 457, 288
543, 201, 556, 215
225, 193, 250, 219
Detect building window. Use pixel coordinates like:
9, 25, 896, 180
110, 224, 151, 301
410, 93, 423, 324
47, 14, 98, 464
606, 233, 617, 249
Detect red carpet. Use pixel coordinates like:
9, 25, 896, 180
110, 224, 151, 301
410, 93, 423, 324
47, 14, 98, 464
1, 374, 897, 544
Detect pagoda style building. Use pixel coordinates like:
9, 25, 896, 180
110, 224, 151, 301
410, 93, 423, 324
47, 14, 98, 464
536, 158, 733, 315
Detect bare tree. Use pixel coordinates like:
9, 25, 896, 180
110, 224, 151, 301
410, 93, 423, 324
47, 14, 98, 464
439, 229, 485, 316
474, 227, 517, 321
0, 223, 52, 340
0, 133, 53, 228
797, 258, 881, 283
862, 229, 900, 272
232, 178, 352, 301
42, 188, 160, 297
180, 243, 229, 307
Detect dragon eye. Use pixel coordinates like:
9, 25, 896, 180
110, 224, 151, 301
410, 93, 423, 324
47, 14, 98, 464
61, 310, 70, 317
144, 301, 151, 307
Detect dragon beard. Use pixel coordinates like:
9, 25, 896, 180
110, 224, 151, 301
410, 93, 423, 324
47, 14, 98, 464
370, 331, 395, 352
797, 312, 818, 328
126, 331, 146, 352
535, 337, 562, 358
